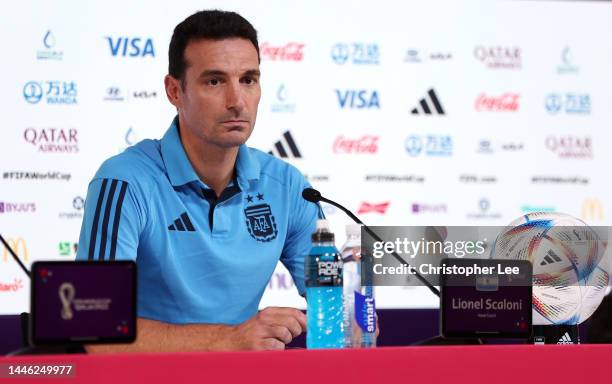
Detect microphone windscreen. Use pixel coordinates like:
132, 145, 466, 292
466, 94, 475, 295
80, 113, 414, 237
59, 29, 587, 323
302, 188, 322, 203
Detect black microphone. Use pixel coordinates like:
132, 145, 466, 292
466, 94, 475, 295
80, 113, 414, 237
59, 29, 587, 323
302, 188, 440, 297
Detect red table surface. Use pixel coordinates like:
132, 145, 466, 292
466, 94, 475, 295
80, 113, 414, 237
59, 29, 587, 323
1, 344, 610, 384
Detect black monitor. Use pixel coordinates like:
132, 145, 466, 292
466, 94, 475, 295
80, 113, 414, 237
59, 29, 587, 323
30, 261, 136, 346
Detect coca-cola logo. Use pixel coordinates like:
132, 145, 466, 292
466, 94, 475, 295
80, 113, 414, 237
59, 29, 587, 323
545, 136, 592, 159
333, 135, 379, 154
474, 46, 521, 69
475, 93, 520, 112
24, 128, 79, 153
260, 42, 304, 61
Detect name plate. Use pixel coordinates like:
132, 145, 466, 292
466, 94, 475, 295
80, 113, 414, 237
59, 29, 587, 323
440, 258, 532, 339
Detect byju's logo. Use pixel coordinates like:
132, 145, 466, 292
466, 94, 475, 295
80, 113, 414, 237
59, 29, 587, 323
271, 84, 296, 113
23, 128, 78, 153
268, 131, 302, 159
545, 136, 592, 159
410, 88, 445, 115
474, 46, 521, 69
557, 46, 579, 75
0, 202, 36, 214
335, 89, 380, 109
23, 81, 77, 105
331, 43, 379, 65
105, 36, 155, 57
545, 93, 590, 114
37, 30, 63, 60
411, 203, 447, 214
405, 135, 452, 157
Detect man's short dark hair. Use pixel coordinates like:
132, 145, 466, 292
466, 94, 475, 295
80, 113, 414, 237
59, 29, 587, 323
168, 10, 259, 87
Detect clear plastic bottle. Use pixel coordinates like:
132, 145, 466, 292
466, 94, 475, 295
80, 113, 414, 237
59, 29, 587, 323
306, 220, 344, 349
341, 224, 376, 348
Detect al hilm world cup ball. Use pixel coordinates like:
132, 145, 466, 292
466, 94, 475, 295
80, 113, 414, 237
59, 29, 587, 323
490, 212, 609, 325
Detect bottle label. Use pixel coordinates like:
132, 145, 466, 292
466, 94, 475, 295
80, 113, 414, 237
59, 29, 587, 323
355, 291, 376, 333
315, 260, 343, 286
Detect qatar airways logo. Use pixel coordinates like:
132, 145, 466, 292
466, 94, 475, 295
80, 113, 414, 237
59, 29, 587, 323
333, 135, 379, 154
474, 46, 521, 69
545, 136, 592, 159
23, 128, 78, 153
475, 93, 519, 112
260, 42, 304, 61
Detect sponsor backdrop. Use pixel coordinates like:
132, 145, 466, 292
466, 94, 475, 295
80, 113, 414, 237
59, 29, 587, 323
1, 0, 611, 314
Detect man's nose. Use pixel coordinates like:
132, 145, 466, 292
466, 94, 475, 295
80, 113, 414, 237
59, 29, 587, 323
225, 80, 246, 113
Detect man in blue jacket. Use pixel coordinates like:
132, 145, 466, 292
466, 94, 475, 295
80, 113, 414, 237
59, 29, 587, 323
77, 10, 319, 352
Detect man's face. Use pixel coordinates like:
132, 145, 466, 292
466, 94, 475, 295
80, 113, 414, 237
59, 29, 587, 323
166, 38, 261, 148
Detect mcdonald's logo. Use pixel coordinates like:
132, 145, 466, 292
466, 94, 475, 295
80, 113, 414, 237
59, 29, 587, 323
2, 237, 28, 263
582, 199, 604, 221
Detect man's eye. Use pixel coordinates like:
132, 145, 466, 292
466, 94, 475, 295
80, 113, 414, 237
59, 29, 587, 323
242, 77, 257, 85
207, 79, 221, 86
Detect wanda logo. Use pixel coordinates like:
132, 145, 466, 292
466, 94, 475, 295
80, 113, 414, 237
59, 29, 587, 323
475, 93, 519, 112
260, 42, 305, 61
333, 135, 379, 154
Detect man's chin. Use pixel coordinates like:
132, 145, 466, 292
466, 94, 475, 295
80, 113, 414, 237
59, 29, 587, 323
212, 133, 250, 148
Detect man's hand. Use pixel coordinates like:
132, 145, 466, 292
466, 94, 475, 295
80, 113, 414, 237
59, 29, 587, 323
231, 307, 307, 350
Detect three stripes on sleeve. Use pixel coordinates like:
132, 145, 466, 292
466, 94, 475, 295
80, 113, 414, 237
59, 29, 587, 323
87, 178, 129, 261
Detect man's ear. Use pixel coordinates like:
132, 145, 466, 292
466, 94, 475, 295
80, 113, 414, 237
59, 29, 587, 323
164, 74, 182, 109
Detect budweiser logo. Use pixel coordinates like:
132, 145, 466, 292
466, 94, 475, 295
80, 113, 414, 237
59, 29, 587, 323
260, 42, 305, 61
333, 135, 379, 154
475, 93, 519, 111
358, 202, 390, 214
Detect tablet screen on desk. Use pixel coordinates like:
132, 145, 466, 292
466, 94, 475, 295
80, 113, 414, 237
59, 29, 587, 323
30, 261, 137, 345
441, 258, 532, 339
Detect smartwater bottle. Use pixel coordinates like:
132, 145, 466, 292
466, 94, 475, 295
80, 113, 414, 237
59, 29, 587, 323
306, 219, 344, 349
341, 224, 376, 348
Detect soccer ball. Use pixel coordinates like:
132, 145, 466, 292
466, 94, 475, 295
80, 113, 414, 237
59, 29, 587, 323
490, 212, 609, 325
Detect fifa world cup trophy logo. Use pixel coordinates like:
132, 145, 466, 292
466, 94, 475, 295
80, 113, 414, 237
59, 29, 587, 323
59, 282, 76, 320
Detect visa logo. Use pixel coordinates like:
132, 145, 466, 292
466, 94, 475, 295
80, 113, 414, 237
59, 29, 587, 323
336, 89, 380, 109
106, 37, 155, 57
